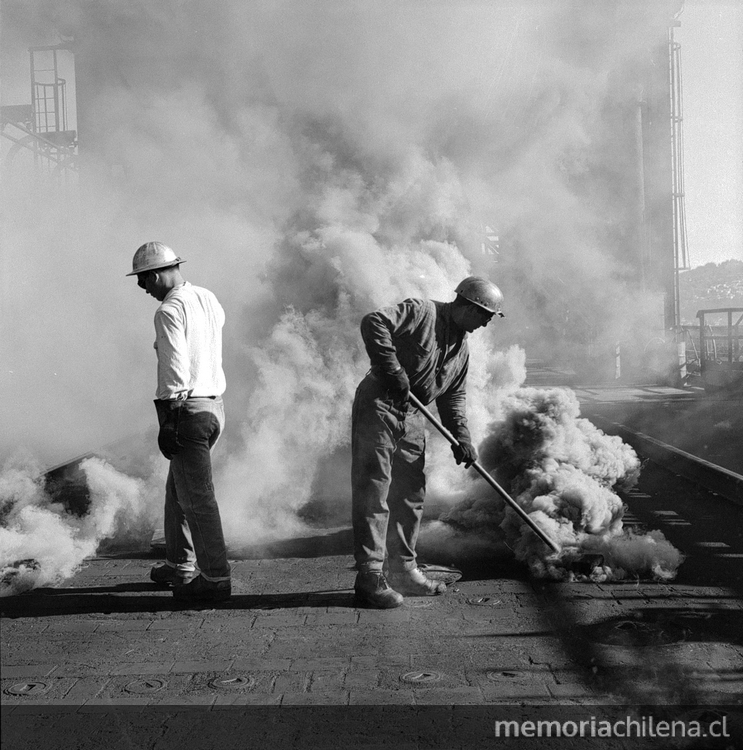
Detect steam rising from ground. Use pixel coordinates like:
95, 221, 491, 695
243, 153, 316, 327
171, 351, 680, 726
436, 383, 683, 581
1, 1, 685, 586
0, 457, 160, 596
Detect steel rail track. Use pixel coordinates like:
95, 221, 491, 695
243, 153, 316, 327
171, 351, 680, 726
589, 414, 743, 508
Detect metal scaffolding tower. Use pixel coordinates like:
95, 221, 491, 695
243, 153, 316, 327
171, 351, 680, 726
0, 45, 78, 178
670, 22, 690, 329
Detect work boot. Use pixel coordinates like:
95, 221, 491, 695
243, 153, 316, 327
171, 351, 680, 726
388, 567, 447, 596
173, 575, 231, 603
149, 563, 197, 587
354, 571, 404, 609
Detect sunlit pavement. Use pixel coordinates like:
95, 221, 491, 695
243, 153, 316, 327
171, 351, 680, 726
3, 387, 743, 748
2, 498, 743, 749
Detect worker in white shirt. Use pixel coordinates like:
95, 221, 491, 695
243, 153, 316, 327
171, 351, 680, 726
127, 242, 231, 603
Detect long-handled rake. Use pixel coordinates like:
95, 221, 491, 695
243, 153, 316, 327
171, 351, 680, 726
408, 392, 561, 554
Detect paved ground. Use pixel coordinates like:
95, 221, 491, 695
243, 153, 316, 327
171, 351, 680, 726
3, 469, 743, 749
2, 386, 743, 749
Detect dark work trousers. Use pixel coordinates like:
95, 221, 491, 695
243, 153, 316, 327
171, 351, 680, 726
155, 397, 231, 582
351, 374, 427, 573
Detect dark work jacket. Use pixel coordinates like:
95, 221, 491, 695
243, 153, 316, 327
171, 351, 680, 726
360, 298, 471, 443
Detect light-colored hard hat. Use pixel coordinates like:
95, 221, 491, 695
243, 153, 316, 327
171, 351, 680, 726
126, 242, 185, 276
454, 276, 505, 316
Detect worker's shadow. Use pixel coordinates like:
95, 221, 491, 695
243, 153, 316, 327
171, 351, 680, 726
0, 585, 356, 617
0, 527, 361, 616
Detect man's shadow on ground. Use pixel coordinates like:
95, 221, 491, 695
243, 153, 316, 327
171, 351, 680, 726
0, 585, 357, 617
0, 527, 518, 618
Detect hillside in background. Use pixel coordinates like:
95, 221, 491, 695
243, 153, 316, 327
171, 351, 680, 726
679, 259, 743, 325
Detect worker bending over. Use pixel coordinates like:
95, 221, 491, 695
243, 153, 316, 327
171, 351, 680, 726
352, 276, 505, 608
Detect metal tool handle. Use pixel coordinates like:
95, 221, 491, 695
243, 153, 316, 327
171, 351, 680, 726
408, 391, 560, 553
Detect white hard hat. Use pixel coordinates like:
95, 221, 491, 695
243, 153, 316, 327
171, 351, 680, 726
126, 242, 185, 276
454, 276, 505, 316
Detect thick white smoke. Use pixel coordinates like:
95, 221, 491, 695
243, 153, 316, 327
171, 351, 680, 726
436, 384, 683, 581
0, 455, 160, 596
1, 1, 685, 586
219, 232, 472, 545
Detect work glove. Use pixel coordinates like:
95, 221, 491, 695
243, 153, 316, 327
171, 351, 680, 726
154, 400, 183, 460
451, 439, 477, 468
382, 366, 410, 406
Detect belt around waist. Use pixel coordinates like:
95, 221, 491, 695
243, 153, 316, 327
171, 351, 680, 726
187, 395, 218, 400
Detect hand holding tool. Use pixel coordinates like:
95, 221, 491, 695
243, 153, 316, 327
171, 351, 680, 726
408, 391, 560, 553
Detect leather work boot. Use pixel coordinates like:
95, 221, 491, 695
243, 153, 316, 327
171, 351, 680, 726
354, 571, 404, 609
149, 563, 197, 587
173, 575, 231, 603
388, 567, 447, 596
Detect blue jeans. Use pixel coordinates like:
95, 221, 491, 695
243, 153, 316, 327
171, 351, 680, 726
351, 374, 427, 573
155, 397, 231, 582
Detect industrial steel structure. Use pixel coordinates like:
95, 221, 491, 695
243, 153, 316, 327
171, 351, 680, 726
0, 45, 78, 178
2, 2, 694, 381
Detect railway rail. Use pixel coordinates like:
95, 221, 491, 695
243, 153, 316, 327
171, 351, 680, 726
3, 399, 742, 749
589, 415, 743, 508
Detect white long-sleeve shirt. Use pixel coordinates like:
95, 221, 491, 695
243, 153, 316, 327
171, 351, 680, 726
153, 282, 226, 400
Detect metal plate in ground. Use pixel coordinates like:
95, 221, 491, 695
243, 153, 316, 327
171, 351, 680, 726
404, 599, 434, 608
124, 678, 167, 694
209, 675, 255, 690
486, 670, 542, 683
467, 596, 502, 607
6, 681, 50, 697
400, 671, 443, 684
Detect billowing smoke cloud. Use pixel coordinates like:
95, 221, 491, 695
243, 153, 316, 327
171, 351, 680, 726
0, 455, 160, 596
1, 1, 684, 585
434, 382, 683, 580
